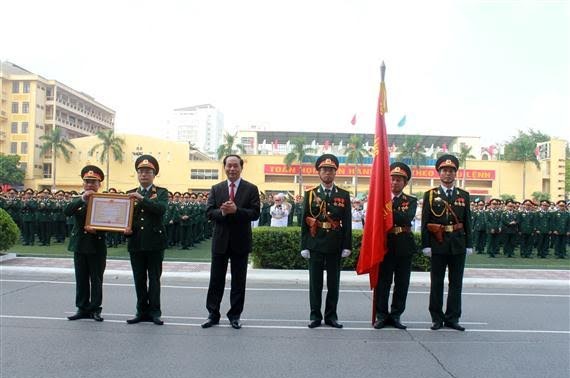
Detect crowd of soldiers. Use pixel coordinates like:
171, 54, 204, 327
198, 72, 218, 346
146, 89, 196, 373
470, 198, 569, 258
0, 186, 212, 250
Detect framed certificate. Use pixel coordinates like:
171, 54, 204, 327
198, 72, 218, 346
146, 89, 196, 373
85, 193, 134, 232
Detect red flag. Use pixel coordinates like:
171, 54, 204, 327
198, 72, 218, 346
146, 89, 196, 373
356, 64, 393, 290
350, 114, 357, 125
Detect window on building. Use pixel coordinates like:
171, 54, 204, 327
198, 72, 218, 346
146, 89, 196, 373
19, 162, 27, 173
190, 169, 219, 180
22, 102, 30, 113
21, 142, 28, 154
10, 142, 18, 154
23, 81, 30, 93
11, 102, 18, 113
43, 163, 52, 179
21, 122, 29, 133
12, 81, 19, 93
11, 122, 18, 133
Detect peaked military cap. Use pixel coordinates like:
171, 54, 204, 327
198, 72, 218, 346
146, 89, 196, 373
540, 200, 551, 206
135, 154, 159, 174
522, 199, 534, 205
556, 200, 566, 205
40, 188, 51, 194
390, 162, 411, 180
81, 165, 105, 181
7, 188, 18, 194
435, 154, 459, 171
315, 154, 339, 170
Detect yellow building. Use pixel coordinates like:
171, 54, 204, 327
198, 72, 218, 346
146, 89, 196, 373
0, 61, 115, 187
31, 133, 566, 202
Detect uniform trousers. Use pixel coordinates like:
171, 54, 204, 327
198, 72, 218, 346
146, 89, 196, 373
375, 252, 412, 321
308, 251, 341, 322
129, 250, 164, 317
74, 251, 106, 313
429, 253, 466, 324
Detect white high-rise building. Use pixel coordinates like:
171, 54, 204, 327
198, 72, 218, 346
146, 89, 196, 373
168, 104, 224, 157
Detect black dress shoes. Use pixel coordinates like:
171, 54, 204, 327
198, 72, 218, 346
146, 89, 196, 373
430, 321, 444, 330
308, 320, 322, 328
92, 312, 104, 322
230, 319, 242, 329
373, 319, 386, 329
444, 322, 465, 331
152, 316, 164, 325
391, 319, 407, 330
201, 318, 219, 328
67, 312, 92, 321
126, 315, 146, 324
325, 319, 343, 329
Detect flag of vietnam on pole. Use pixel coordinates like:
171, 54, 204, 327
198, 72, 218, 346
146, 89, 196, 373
356, 62, 393, 297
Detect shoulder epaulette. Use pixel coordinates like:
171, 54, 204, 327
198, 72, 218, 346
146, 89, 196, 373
126, 188, 137, 194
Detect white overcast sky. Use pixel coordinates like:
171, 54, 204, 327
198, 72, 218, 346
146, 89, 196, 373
2, 0, 568, 146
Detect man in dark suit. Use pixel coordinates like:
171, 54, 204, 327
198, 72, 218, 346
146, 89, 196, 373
65, 165, 107, 322
421, 154, 472, 331
300, 154, 352, 329
125, 155, 169, 326
201, 155, 260, 330
373, 162, 417, 330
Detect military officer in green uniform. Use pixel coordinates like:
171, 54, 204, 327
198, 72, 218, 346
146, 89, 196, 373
53, 190, 67, 243
179, 192, 194, 249
485, 199, 502, 257
65, 165, 107, 321
36, 188, 53, 246
21, 189, 37, 245
125, 155, 169, 325
501, 200, 519, 257
518, 200, 536, 257
534, 200, 552, 258
472, 200, 487, 253
3, 188, 22, 232
373, 162, 417, 330
421, 154, 472, 331
552, 200, 568, 258
300, 154, 352, 329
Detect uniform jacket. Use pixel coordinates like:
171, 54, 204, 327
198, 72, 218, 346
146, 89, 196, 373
64, 197, 107, 254
389, 194, 417, 257
206, 179, 260, 255
301, 185, 352, 254
421, 186, 472, 255
126, 185, 168, 252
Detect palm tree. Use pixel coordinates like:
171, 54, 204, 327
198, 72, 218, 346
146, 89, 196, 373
88, 129, 126, 191
284, 137, 316, 195
504, 132, 542, 199
396, 135, 426, 193
217, 132, 246, 159
343, 135, 370, 197
39, 127, 75, 191
457, 144, 476, 188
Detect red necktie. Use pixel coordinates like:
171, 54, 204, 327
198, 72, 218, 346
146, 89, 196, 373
230, 182, 235, 201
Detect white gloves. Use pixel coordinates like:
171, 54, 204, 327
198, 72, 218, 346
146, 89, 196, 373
422, 248, 432, 257
341, 249, 352, 258
466, 248, 473, 256
300, 250, 310, 259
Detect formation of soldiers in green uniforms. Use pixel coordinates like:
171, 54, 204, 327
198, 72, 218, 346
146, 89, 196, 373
2, 186, 568, 259
470, 198, 569, 258
0, 187, 212, 250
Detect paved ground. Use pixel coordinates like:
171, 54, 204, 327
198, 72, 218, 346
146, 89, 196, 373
1, 255, 569, 289
1, 268, 569, 378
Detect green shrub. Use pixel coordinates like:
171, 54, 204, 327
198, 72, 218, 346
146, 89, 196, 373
251, 227, 430, 271
0, 208, 20, 251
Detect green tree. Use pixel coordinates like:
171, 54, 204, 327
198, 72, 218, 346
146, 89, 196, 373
503, 129, 549, 199
457, 144, 476, 188
0, 154, 25, 185
531, 191, 550, 202
284, 137, 316, 195
217, 132, 246, 159
39, 128, 75, 191
396, 135, 426, 193
343, 135, 370, 197
88, 129, 126, 191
